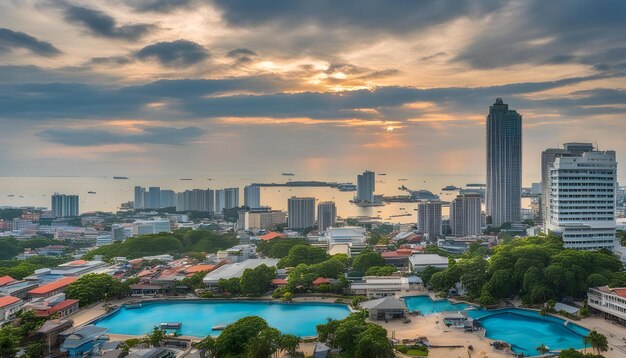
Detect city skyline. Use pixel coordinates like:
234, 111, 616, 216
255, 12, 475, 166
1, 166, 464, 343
0, 1, 625, 185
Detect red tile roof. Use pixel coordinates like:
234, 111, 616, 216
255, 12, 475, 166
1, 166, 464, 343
67, 260, 87, 266
35, 299, 80, 317
186, 264, 215, 273
0, 276, 16, 287
272, 279, 288, 285
613, 288, 626, 298
312, 277, 331, 285
28, 277, 77, 295
261, 232, 287, 241
0, 295, 21, 308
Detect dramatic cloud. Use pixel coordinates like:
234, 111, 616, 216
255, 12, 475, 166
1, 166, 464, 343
211, 0, 502, 33
64, 5, 156, 40
455, 0, 626, 69
135, 40, 209, 67
38, 126, 206, 146
0, 28, 61, 56
126, 0, 195, 13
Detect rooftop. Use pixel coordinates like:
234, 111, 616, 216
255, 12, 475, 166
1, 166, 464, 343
0, 276, 15, 287
185, 264, 215, 274
29, 277, 77, 295
408, 254, 449, 266
204, 258, 279, 283
0, 295, 21, 308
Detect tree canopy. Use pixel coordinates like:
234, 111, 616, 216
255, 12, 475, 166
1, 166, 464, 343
427, 235, 625, 305
277, 244, 330, 268
351, 250, 385, 275
82, 228, 238, 261
316, 313, 394, 358
65, 273, 129, 305
256, 238, 309, 258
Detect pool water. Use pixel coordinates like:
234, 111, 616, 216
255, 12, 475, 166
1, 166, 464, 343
467, 308, 590, 356
94, 300, 351, 338
403, 295, 473, 315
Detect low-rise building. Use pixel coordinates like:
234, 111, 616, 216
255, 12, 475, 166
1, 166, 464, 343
28, 277, 78, 299
36, 319, 74, 357
33, 299, 80, 318
0, 296, 24, 323
132, 220, 171, 236
359, 296, 408, 321
381, 249, 413, 268
203, 258, 279, 288
350, 276, 412, 298
588, 286, 626, 324
325, 226, 367, 257
60, 325, 109, 358
216, 244, 256, 263
408, 254, 449, 272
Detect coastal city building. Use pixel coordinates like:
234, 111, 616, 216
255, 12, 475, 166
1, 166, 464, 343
317, 201, 337, 233
244, 185, 261, 209
541, 143, 595, 225
148, 187, 161, 209
287, 197, 315, 229
547, 150, 618, 250
133, 186, 144, 209
51, 194, 79, 217
408, 254, 449, 272
417, 200, 442, 239
486, 98, 522, 226
176, 189, 214, 213
350, 276, 412, 299
356, 170, 375, 202
159, 189, 176, 208
216, 188, 239, 213
450, 194, 482, 237
325, 226, 367, 257
131, 219, 171, 235
240, 208, 287, 230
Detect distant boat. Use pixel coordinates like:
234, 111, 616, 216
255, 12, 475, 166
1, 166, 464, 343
88, 191, 96, 194
179, 178, 193, 181
113, 176, 129, 180
282, 172, 295, 176
7, 195, 14, 197
442, 185, 460, 191
398, 179, 408, 181
378, 173, 387, 176
160, 322, 182, 330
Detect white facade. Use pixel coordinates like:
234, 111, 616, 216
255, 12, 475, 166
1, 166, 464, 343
408, 254, 449, 272
547, 150, 617, 250
588, 286, 626, 323
325, 226, 367, 256
132, 220, 171, 236
350, 276, 411, 299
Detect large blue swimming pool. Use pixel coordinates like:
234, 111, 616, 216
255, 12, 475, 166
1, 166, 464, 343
403, 295, 473, 315
94, 300, 351, 338
467, 308, 590, 356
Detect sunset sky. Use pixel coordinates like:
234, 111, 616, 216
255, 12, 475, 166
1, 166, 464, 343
1, 0, 625, 185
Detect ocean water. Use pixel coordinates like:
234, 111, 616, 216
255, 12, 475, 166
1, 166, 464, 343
0, 173, 531, 224
94, 300, 351, 337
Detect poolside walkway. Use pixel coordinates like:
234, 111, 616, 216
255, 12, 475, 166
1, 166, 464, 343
576, 315, 626, 358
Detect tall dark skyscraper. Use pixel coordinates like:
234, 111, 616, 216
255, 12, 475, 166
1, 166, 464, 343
486, 98, 522, 226
51, 193, 79, 217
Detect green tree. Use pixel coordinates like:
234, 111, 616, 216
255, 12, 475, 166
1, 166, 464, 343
218, 277, 241, 295
246, 327, 281, 358
282, 292, 293, 302
365, 265, 396, 276
194, 335, 216, 358
316, 313, 393, 358
536, 343, 549, 355
279, 334, 300, 356
239, 264, 276, 296
278, 245, 329, 268
215, 316, 269, 356
352, 250, 385, 274
257, 238, 309, 258
558, 348, 604, 357
419, 265, 442, 286
65, 273, 129, 306
585, 330, 608, 355
147, 327, 166, 347
0, 326, 19, 358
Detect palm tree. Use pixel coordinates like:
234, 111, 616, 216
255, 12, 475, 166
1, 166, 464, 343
147, 327, 165, 347
536, 343, 549, 355
585, 330, 608, 354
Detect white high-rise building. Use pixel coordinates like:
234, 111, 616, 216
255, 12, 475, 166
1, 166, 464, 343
160, 190, 177, 208
547, 150, 617, 250
288, 197, 315, 229
356, 170, 375, 202
317, 201, 337, 232
486, 98, 522, 227
541, 143, 595, 225
176, 189, 214, 212
450, 194, 482, 237
244, 185, 261, 209
51, 194, 79, 217
134, 186, 145, 209
148, 187, 161, 209
417, 200, 442, 239
111, 224, 125, 242
216, 188, 239, 213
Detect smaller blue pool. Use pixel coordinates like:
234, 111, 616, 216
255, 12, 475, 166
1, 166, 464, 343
403, 295, 474, 315
467, 308, 590, 356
